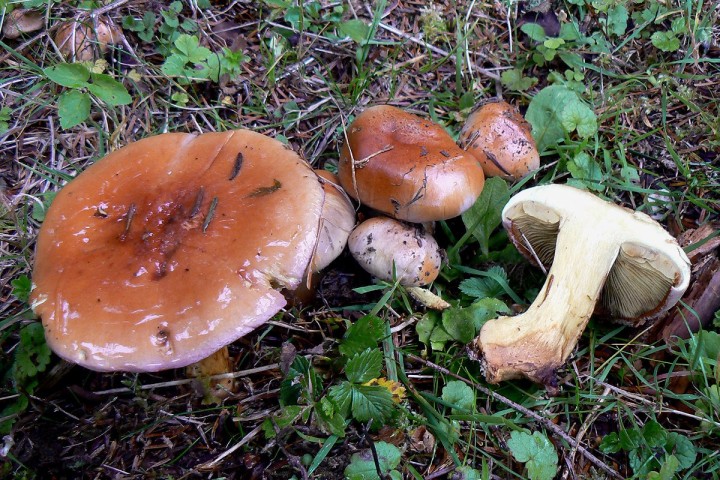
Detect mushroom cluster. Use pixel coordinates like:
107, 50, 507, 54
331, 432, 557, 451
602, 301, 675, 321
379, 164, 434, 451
471, 184, 690, 387
337, 105, 485, 296
30, 130, 354, 375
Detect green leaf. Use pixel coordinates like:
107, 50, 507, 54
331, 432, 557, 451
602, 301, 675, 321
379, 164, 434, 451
507, 431, 559, 480
11, 275, 32, 303
599, 432, 622, 454
500, 68, 538, 92
526, 85, 596, 152
161, 55, 190, 77
452, 466, 483, 480
88, 73, 132, 106
43, 63, 90, 88
461, 177, 510, 255
619, 428, 642, 451
543, 37, 565, 49
459, 266, 508, 299
441, 306, 477, 343
441, 380, 474, 414
344, 441, 402, 480
651, 31, 680, 52
566, 152, 603, 190
559, 100, 598, 139
14, 323, 51, 380
520, 23, 546, 42
642, 420, 667, 448
328, 381, 353, 417
345, 348, 383, 384
315, 396, 347, 437
174, 33, 211, 62
665, 432, 696, 469
261, 405, 304, 438
338, 19, 370, 43
58, 90, 91, 129
605, 4, 628, 37
351, 384, 394, 423
649, 454, 680, 480
469, 297, 511, 331
340, 315, 384, 358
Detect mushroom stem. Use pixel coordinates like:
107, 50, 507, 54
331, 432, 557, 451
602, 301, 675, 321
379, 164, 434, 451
474, 218, 617, 387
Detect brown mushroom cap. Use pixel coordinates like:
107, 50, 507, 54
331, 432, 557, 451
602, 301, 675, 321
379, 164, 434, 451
2, 9, 44, 39
338, 105, 485, 223
30, 130, 325, 372
459, 100, 539, 180
54, 17, 123, 62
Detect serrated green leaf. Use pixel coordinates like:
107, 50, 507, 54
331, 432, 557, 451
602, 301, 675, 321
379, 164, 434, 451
507, 431, 558, 480
345, 348, 383, 384
58, 90, 91, 129
651, 31, 680, 52
567, 152, 603, 190
458, 266, 508, 299
461, 177, 510, 255
88, 73, 132, 106
328, 381, 353, 417
344, 441, 401, 480
340, 315, 384, 358
44, 63, 90, 88
338, 19, 370, 43
619, 428, 642, 451
161, 55, 190, 77
15, 323, 51, 380
351, 384, 394, 423
315, 397, 347, 437
441, 380, 474, 414
470, 297, 511, 331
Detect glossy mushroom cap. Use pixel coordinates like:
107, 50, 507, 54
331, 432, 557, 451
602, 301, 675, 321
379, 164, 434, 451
459, 100, 539, 180
31, 130, 325, 372
348, 217, 442, 287
338, 105, 485, 223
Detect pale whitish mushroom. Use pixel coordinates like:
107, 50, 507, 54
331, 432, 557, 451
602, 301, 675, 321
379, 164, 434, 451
472, 184, 690, 387
348, 217, 449, 309
311, 170, 356, 273
30, 130, 325, 383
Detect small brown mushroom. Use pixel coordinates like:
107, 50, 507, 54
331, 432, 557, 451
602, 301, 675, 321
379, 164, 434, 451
2, 8, 44, 39
54, 17, 123, 62
338, 105, 485, 223
30, 129, 325, 372
459, 100, 540, 180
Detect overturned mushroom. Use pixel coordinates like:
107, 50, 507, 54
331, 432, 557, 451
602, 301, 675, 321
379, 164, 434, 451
472, 184, 690, 387
459, 100, 539, 180
338, 105, 485, 223
30, 129, 325, 373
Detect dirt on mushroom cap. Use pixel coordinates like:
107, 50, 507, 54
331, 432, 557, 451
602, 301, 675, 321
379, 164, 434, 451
30, 130, 325, 372
338, 105, 485, 223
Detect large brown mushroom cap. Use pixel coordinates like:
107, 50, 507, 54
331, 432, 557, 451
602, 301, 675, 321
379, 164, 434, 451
459, 100, 539, 180
31, 130, 325, 372
338, 105, 485, 223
